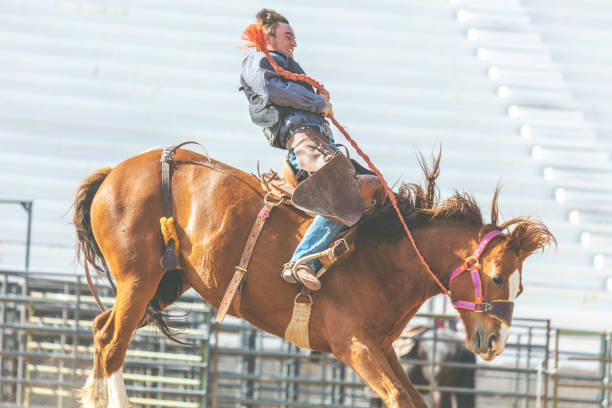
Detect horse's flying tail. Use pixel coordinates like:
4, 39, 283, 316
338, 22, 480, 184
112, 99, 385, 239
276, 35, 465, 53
72, 167, 115, 310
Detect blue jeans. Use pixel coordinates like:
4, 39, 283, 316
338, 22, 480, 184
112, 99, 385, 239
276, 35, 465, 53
287, 126, 344, 271
290, 215, 347, 271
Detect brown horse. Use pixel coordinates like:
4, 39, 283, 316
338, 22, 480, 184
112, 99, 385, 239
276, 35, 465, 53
73, 147, 554, 408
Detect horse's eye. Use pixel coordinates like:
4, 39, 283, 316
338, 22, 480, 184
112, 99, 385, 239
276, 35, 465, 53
492, 275, 505, 286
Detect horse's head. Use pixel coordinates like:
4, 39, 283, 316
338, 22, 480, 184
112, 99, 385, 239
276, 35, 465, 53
450, 219, 555, 361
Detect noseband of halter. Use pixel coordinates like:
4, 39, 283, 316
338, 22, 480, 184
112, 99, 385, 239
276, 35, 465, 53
448, 230, 515, 328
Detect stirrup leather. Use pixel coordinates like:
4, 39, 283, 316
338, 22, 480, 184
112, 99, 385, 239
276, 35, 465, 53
292, 233, 355, 280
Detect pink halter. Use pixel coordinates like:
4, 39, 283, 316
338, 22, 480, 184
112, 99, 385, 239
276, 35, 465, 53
448, 230, 515, 327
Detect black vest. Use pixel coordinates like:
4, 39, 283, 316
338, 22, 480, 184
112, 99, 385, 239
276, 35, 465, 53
240, 51, 316, 148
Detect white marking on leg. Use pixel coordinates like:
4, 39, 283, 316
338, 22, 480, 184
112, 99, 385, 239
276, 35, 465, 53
77, 373, 108, 408
107, 367, 130, 408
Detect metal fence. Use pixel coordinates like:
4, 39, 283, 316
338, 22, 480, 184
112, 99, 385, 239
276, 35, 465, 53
0, 269, 210, 408
551, 329, 612, 407
0, 269, 611, 408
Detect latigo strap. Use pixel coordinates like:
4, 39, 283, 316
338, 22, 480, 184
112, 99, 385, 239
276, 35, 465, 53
216, 194, 283, 323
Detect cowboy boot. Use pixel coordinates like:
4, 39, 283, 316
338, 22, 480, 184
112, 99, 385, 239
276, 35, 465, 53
294, 263, 321, 291
281, 262, 321, 291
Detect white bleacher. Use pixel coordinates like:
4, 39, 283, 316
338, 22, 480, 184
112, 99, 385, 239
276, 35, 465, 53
1, 0, 611, 330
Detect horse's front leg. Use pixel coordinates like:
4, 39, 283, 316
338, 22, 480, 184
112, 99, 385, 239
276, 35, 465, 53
331, 333, 422, 408
383, 347, 429, 408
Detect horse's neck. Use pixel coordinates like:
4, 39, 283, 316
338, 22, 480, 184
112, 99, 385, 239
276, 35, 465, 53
375, 223, 480, 310
309, 223, 480, 347
409, 223, 480, 294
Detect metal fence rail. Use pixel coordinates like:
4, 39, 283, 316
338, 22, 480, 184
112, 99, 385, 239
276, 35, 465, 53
1, 269, 611, 407
0, 269, 210, 408
552, 329, 612, 407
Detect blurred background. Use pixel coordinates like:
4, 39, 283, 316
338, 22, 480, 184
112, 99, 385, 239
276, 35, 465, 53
0, 1, 612, 406
2, 0, 610, 329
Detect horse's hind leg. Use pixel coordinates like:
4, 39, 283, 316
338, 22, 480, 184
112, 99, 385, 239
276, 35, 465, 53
89, 273, 160, 407
107, 279, 160, 406
78, 309, 111, 408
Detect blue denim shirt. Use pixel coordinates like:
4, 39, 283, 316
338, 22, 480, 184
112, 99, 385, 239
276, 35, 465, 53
241, 49, 327, 147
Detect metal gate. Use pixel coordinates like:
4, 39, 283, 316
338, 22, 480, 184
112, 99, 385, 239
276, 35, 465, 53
1, 269, 611, 407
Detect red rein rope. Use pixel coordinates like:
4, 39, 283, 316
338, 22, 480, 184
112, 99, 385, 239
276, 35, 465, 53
242, 23, 451, 297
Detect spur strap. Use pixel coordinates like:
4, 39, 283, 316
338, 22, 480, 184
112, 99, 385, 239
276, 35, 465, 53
217, 195, 283, 323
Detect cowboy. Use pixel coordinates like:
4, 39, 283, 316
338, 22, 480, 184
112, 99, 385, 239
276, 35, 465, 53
240, 9, 376, 291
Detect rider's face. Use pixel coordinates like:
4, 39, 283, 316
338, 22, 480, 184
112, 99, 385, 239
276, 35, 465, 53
267, 23, 297, 59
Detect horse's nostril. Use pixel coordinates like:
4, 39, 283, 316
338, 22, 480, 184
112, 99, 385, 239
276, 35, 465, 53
487, 334, 497, 350
472, 328, 482, 351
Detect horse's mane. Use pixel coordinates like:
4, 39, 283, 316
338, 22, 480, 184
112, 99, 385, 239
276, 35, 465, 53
357, 151, 556, 258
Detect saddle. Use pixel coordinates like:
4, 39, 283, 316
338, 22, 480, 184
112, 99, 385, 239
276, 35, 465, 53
258, 156, 387, 276
261, 158, 385, 212
259, 159, 358, 275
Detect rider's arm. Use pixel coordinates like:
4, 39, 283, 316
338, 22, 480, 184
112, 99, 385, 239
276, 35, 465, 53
263, 69, 326, 113
241, 53, 326, 113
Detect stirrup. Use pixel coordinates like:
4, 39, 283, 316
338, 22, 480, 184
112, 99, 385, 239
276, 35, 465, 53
281, 262, 298, 284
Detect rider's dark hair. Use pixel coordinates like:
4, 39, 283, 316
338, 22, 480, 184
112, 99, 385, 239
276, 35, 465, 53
255, 8, 289, 37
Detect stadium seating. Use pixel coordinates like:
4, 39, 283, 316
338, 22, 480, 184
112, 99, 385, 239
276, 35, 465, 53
1, 0, 611, 330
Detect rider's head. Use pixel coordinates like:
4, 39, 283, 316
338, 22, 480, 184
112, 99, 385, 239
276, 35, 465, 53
256, 9, 296, 59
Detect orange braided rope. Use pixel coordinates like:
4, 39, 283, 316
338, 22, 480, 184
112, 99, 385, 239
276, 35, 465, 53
241, 23, 450, 297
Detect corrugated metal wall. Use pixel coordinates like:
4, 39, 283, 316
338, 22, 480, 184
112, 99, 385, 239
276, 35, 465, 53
1, 0, 611, 330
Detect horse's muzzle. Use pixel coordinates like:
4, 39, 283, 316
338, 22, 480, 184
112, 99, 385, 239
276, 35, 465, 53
481, 300, 514, 328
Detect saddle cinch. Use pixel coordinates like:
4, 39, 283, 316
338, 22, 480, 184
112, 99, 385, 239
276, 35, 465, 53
259, 154, 386, 276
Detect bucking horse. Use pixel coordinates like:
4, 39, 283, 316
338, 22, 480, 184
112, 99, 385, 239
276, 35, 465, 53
73, 145, 554, 407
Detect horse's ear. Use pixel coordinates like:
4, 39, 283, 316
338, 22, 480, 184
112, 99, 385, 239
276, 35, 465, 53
490, 183, 502, 227
506, 219, 556, 262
